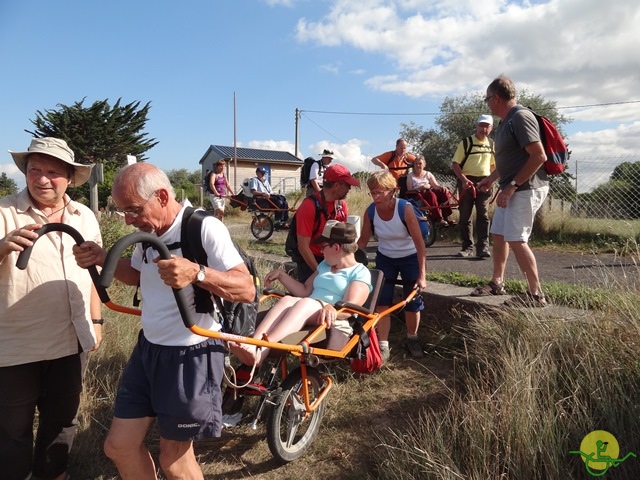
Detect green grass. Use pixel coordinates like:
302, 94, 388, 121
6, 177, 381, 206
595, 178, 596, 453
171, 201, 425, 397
68, 209, 640, 478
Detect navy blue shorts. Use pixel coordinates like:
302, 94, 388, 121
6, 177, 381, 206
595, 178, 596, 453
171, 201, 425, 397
114, 330, 225, 441
375, 251, 425, 312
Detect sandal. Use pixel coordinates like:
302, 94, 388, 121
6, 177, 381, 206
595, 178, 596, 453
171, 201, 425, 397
470, 281, 506, 297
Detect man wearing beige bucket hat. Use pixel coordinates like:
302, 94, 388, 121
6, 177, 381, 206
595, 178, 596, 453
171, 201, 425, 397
0, 137, 102, 480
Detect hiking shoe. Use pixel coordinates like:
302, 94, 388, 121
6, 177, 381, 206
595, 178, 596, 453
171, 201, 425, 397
458, 248, 474, 257
504, 292, 548, 308
477, 249, 491, 259
380, 345, 390, 362
405, 338, 424, 358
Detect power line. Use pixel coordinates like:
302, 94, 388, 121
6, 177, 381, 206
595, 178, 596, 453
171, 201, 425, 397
300, 99, 640, 117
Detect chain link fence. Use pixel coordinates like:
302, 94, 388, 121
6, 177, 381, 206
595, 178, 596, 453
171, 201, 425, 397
434, 156, 640, 220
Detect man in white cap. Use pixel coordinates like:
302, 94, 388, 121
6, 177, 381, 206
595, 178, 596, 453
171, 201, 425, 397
451, 114, 496, 259
306, 149, 334, 197
0, 137, 102, 480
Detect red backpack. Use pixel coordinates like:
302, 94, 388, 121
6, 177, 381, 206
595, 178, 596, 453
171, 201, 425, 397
511, 107, 569, 175
350, 322, 383, 374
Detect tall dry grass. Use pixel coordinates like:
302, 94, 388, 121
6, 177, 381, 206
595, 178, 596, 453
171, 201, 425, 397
374, 294, 640, 479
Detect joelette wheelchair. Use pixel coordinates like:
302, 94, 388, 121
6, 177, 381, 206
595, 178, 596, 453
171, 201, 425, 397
18, 224, 419, 463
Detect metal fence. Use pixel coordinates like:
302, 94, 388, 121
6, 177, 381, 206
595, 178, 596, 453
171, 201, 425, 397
434, 156, 640, 220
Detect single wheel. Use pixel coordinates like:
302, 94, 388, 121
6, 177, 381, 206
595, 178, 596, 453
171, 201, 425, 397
423, 216, 436, 247
251, 214, 274, 241
266, 367, 326, 463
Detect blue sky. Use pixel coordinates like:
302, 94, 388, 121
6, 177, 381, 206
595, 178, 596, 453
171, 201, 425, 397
1, 0, 639, 190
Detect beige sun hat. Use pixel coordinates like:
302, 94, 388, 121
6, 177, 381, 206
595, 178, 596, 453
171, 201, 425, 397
9, 137, 93, 186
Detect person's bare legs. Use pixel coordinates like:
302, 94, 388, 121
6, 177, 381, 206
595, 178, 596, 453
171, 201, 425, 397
375, 308, 391, 342
508, 240, 543, 296
158, 438, 203, 480
491, 233, 509, 285
104, 417, 157, 479
230, 296, 322, 365
404, 311, 420, 336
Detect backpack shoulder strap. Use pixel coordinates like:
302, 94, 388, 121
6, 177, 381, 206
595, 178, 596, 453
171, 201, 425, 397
397, 198, 407, 228
459, 135, 474, 170
181, 206, 215, 314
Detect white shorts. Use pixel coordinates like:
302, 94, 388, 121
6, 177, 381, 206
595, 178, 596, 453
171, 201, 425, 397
490, 186, 548, 242
209, 195, 226, 211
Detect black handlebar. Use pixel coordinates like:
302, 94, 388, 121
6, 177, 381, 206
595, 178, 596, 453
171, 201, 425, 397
101, 231, 194, 328
16, 224, 195, 329
16, 223, 109, 303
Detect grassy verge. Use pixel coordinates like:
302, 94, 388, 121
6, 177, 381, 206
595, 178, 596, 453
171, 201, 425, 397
374, 295, 640, 479
68, 210, 640, 478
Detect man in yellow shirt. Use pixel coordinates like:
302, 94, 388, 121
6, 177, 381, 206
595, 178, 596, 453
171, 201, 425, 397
451, 115, 496, 258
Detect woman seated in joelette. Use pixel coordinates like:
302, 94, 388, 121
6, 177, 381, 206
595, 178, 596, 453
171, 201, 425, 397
230, 221, 371, 366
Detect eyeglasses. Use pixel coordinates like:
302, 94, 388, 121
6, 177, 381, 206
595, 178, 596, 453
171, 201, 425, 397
484, 95, 495, 103
369, 189, 392, 198
116, 191, 157, 218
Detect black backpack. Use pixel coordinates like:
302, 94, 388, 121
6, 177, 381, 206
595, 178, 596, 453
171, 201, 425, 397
285, 195, 345, 263
202, 170, 214, 194
144, 206, 259, 337
300, 157, 322, 187
459, 136, 495, 171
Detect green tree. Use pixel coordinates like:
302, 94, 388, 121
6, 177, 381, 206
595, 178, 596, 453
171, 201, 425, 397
26, 98, 158, 206
166, 169, 202, 205
0, 172, 18, 198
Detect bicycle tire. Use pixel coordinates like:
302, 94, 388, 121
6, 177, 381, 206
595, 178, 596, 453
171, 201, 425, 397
266, 366, 326, 463
251, 214, 274, 241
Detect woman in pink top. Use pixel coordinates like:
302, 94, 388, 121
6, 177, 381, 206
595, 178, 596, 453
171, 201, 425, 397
208, 160, 233, 221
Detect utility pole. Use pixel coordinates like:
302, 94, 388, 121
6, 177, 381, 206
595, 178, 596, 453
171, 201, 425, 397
294, 108, 300, 158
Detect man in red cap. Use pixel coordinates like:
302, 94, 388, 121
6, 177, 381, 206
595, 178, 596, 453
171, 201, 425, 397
287, 164, 360, 283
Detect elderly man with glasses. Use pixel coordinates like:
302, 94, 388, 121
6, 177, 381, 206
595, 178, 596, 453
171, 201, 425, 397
73, 162, 255, 479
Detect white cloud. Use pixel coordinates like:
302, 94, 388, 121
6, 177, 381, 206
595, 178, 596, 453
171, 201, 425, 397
0, 163, 25, 189
307, 138, 371, 174
239, 140, 297, 156
319, 63, 341, 75
294, 0, 640, 180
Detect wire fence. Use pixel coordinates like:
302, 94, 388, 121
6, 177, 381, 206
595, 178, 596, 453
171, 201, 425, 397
434, 156, 640, 220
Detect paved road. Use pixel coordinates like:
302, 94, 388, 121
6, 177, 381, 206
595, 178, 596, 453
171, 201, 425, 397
382, 239, 640, 289
230, 223, 639, 289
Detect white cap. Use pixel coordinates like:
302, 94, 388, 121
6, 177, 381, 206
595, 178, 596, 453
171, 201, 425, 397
477, 114, 493, 126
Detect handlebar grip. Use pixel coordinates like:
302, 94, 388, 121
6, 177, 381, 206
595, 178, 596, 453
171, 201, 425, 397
101, 232, 195, 329
16, 223, 108, 303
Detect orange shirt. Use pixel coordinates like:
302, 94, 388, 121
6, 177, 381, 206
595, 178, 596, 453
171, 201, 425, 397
375, 151, 416, 179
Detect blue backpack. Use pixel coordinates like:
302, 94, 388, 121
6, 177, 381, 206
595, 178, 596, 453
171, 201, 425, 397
366, 198, 430, 238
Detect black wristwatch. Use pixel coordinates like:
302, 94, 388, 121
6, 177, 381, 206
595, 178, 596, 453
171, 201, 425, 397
92, 318, 105, 325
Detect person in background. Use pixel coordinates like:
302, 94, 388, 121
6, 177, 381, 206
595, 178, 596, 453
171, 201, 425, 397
452, 114, 496, 258
73, 162, 255, 479
371, 138, 417, 180
358, 170, 426, 361
231, 221, 371, 366
208, 160, 233, 222
306, 149, 334, 197
475, 75, 549, 306
290, 164, 358, 283
0, 137, 102, 480
250, 166, 289, 229
406, 155, 455, 228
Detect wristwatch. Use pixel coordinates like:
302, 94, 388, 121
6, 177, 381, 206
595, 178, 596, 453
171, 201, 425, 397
510, 180, 520, 188
194, 264, 206, 284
